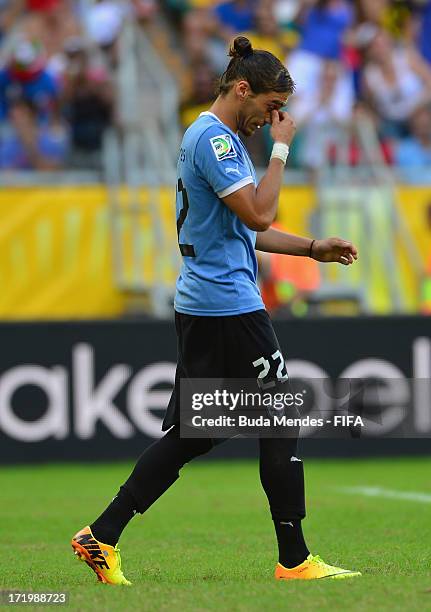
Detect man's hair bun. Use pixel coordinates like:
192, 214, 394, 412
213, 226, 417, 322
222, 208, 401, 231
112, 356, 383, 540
229, 36, 253, 59
217, 35, 295, 97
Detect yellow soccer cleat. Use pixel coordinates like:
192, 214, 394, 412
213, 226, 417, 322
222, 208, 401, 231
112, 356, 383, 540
71, 526, 131, 586
275, 553, 362, 581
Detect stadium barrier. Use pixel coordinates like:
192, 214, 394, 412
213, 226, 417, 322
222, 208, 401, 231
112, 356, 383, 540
0, 185, 429, 318
0, 316, 430, 463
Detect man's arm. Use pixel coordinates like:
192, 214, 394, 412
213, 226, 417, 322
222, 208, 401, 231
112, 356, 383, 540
222, 110, 295, 232
222, 156, 286, 231
256, 227, 358, 265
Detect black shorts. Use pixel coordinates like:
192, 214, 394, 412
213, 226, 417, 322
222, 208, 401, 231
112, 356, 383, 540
162, 309, 288, 431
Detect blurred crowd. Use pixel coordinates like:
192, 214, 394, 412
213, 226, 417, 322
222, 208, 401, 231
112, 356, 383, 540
174, 0, 431, 179
0, 0, 157, 170
0, 0, 430, 177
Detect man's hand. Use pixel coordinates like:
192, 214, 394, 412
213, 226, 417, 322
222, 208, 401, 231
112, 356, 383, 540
270, 110, 296, 145
311, 237, 358, 265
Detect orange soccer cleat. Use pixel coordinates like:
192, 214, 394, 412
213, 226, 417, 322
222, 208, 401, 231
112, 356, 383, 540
275, 554, 362, 581
71, 526, 131, 586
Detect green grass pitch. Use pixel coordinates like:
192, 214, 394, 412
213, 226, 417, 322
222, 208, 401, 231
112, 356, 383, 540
1, 456, 430, 611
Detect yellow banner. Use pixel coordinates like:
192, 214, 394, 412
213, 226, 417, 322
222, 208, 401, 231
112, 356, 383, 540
0, 184, 429, 319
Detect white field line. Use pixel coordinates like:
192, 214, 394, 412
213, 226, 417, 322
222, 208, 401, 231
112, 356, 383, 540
338, 486, 431, 504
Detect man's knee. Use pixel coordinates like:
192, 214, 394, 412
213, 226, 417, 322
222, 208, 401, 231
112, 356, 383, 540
165, 425, 214, 468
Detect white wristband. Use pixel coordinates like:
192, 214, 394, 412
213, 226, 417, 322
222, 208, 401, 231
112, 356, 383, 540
270, 142, 290, 165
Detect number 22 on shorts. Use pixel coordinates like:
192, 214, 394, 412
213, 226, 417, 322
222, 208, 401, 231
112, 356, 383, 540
253, 350, 288, 389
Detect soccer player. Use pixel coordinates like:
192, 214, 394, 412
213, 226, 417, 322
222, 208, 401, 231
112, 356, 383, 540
71, 36, 361, 585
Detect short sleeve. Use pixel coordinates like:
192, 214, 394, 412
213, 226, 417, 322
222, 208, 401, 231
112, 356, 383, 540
194, 127, 254, 199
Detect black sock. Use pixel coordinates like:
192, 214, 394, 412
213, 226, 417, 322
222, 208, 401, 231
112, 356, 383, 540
90, 427, 213, 547
273, 519, 309, 568
90, 486, 137, 547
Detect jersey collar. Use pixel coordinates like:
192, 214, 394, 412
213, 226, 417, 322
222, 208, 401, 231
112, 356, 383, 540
199, 111, 222, 122
199, 111, 239, 136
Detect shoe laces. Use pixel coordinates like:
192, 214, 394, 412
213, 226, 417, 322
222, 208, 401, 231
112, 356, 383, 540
309, 554, 326, 566
310, 554, 339, 571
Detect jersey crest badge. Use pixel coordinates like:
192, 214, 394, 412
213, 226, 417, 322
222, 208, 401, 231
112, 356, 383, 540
209, 134, 237, 162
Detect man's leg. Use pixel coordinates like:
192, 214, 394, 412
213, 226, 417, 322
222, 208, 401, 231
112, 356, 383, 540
90, 425, 213, 546
71, 425, 214, 584
259, 436, 309, 569
72, 312, 227, 584
259, 436, 362, 580
71, 425, 218, 585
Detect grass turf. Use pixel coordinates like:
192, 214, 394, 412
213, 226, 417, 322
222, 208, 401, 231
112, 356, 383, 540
1, 457, 430, 611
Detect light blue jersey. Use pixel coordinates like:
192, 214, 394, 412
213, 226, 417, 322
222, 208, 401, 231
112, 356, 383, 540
174, 112, 265, 316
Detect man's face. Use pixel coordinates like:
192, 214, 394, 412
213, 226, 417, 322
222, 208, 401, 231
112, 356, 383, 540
237, 88, 289, 137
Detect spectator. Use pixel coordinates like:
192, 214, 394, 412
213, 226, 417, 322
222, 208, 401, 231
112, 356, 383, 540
0, 97, 69, 169
62, 39, 114, 154
272, 0, 302, 50
214, 0, 256, 35
0, 40, 60, 122
181, 8, 213, 65
194, 0, 258, 71
362, 29, 431, 137
289, 59, 354, 169
287, 0, 354, 101
297, 0, 354, 60
358, 0, 413, 40
395, 104, 431, 182
22, 0, 80, 67
180, 60, 216, 128
242, 2, 290, 61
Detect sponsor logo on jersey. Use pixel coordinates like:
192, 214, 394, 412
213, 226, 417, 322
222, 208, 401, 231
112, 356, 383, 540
225, 164, 241, 176
210, 134, 237, 161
